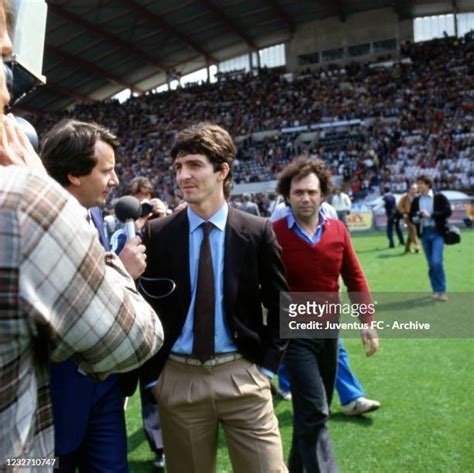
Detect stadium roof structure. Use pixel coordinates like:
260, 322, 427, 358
17, 0, 467, 113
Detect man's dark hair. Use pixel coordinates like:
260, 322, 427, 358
384, 186, 391, 193
171, 122, 235, 198
40, 119, 119, 187
416, 174, 433, 188
276, 157, 333, 203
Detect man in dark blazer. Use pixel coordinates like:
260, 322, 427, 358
409, 174, 452, 301
140, 122, 289, 473
41, 119, 147, 472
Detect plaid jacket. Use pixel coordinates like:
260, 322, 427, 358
0, 166, 163, 471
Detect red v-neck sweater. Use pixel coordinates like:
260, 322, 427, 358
273, 217, 373, 323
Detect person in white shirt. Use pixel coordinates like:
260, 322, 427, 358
331, 187, 352, 228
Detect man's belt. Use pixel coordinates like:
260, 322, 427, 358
169, 352, 243, 367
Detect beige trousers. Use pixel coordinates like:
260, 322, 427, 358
154, 357, 287, 473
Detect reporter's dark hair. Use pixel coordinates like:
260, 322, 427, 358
276, 157, 333, 202
171, 122, 235, 198
40, 119, 119, 187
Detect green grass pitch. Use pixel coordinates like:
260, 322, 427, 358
127, 230, 474, 472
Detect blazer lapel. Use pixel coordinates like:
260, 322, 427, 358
169, 210, 192, 317
90, 207, 110, 251
224, 208, 250, 320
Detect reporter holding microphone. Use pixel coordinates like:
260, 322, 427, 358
38, 119, 150, 472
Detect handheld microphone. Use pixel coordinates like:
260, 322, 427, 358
114, 196, 142, 239
115, 195, 177, 299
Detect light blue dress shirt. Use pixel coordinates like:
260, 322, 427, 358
287, 208, 328, 245
419, 190, 434, 228
171, 202, 237, 354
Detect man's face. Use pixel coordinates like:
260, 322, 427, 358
287, 173, 323, 222
409, 184, 418, 197
175, 153, 227, 206
417, 180, 429, 195
69, 140, 119, 208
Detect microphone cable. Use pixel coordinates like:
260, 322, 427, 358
138, 276, 176, 299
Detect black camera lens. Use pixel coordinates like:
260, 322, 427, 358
3, 62, 39, 152
141, 202, 153, 217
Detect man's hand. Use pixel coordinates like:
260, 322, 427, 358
361, 328, 379, 357
0, 115, 45, 171
118, 236, 147, 279
135, 215, 150, 232
174, 201, 188, 213
150, 198, 168, 218
134, 199, 168, 232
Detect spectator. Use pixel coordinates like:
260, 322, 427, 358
26, 36, 473, 203
397, 183, 420, 253
409, 175, 452, 301
382, 186, 405, 248
239, 192, 261, 216
331, 187, 352, 228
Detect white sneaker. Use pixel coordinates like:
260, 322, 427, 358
342, 397, 380, 416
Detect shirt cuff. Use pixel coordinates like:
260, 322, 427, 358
260, 367, 274, 379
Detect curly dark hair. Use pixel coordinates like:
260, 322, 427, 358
276, 157, 333, 202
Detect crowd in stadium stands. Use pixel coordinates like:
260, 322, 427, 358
28, 36, 473, 209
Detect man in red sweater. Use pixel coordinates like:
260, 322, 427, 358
273, 157, 379, 473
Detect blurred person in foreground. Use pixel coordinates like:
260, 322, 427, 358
272, 157, 379, 473
0, 2, 163, 469
140, 122, 289, 473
